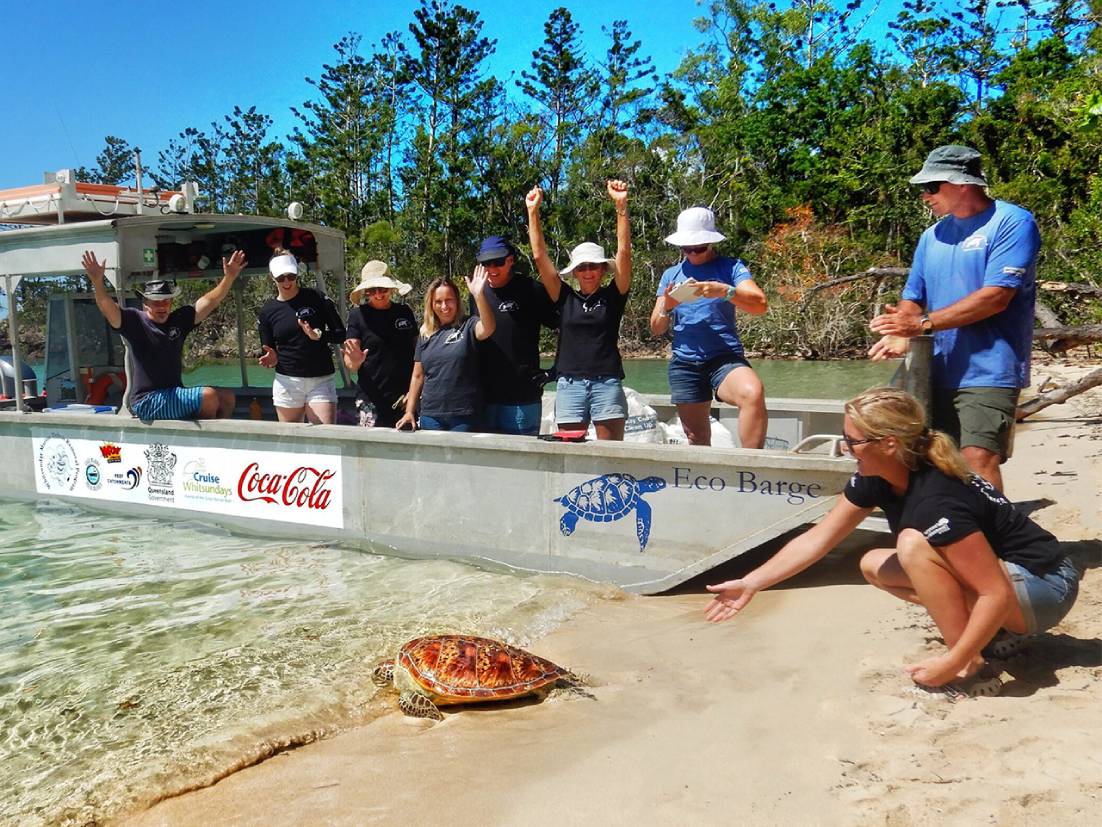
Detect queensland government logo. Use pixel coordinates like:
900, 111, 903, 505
38, 434, 79, 491
144, 443, 176, 502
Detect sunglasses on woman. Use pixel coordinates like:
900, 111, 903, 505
841, 434, 882, 451
275, 274, 297, 283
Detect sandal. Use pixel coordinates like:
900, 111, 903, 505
912, 664, 1004, 702
981, 630, 1032, 660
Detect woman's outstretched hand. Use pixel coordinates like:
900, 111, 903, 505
704, 579, 758, 622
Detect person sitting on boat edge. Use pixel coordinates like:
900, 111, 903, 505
395, 266, 496, 432
527, 180, 632, 441
80, 249, 243, 420
651, 206, 768, 448
342, 260, 417, 428
704, 388, 1079, 699
257, 248, 346, 424
468, 235, 559, 436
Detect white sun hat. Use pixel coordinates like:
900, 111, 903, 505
350, 260, 412, 303
560, 242, 615, 275
664, 206, 726, 246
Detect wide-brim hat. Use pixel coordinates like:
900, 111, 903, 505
560, 242, 615, 276
664, 206, 726, 246
138, 280, 181, 300
909, 144, 988, 186
350, 260, 412, 303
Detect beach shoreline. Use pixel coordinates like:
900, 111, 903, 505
123, 359, 1102, 827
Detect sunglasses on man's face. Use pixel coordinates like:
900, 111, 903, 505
919, 182, 944, 195
681, 245, 709, 255
275, 274, 297, 283
482, 256, 509, 268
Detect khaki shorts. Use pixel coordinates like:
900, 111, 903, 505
932, 387, 1019, 459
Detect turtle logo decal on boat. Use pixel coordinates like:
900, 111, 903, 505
554, 473, 667, 552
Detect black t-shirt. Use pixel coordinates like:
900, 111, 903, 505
469, 275, 558, 404
843, 464, 1062, 574
258, 288, 345, 378
414, 317, 482, 417
345, 303, 417, 411
554, 283, 628, 378
117, 305, 197, 401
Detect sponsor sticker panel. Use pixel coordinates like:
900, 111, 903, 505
30, 432, 343, 528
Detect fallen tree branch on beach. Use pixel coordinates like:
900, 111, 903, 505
1039, 280, 1102, 298
1033, 325, 1102, 353
1017, 365, 1102, 419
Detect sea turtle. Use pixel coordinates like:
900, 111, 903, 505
554, 473, 667, 551
372, 634, 574, 721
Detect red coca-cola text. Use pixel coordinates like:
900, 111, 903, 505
237, 462, 335, 510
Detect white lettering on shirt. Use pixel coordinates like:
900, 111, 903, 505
923, 516, 951, 539
962, 235, 987, 252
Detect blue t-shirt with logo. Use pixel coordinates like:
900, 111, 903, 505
656, 256, 752, 362
902, 200, 1040, 389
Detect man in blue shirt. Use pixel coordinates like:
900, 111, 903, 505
651, 207, 769, 447
869, 145, 1040, 489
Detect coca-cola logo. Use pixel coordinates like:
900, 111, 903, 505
237, 462, 336, 511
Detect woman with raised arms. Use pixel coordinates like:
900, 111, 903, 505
526, 180, 632, 440
705, 388, 1079, 698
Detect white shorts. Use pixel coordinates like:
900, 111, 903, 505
272, 373, 337, 408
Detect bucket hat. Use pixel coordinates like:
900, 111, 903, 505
138, 280, 181, 300
560, 242, 615, 276
664, 207, 726, 246
909, 145, 988, 187
350, 260, 412, 303
475, 235, 515, 263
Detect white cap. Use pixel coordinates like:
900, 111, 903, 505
664, 207, 726, 246
269, 253, 299, 278
560, 242, 615, 275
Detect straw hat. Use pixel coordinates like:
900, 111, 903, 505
560, 242, 615, 275
350, 260, 412, 303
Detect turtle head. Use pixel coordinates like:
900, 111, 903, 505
639, 476, 667, 493
372, 660, 396, 688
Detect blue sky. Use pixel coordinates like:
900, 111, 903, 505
2, 0, 734, 188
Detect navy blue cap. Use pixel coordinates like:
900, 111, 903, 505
476, 236, 514, 262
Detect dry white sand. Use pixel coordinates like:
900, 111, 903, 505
124, 360, 1102, 827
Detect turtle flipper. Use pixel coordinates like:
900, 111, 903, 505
399, 690, 444, 721
634, 499, 652, 551
559, 511, 579, 537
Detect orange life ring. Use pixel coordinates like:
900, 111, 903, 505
87, 372, 126, 405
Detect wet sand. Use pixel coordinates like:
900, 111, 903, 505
124, 361, 1102, 827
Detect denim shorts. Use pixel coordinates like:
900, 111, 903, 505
483, 402, 542, 436
272, 373, 337, 408
1005, 556, 1080, 635
668, 353, 752, 405
131, 386, 204, 420
419, 413, 477, 432
555, 375, 627, 424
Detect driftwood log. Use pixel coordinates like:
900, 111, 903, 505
1017, 365, 1102, 420
1039, 281, 1102, 298
1033, 325, 1102, 353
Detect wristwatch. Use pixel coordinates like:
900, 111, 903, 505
724, 284, 738, 302
919, 315, 934, 334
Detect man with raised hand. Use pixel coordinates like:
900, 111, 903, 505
81, 249, 246, 420
869, 145, 1040, 490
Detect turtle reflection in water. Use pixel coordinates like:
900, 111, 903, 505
372, 635, 585, 721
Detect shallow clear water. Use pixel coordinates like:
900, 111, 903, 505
0, 500, 607, 826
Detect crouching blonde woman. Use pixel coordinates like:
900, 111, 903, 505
705, 388, 1079, 698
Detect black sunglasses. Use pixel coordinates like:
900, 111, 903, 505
681, 245, 709, 255
841, 434, 882, 450
274, 273, 297, 283
482, 256, 510, 268
919, 181, 944, 195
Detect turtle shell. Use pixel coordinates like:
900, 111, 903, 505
561, 474, 638, 519
396, 635, 568, 703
